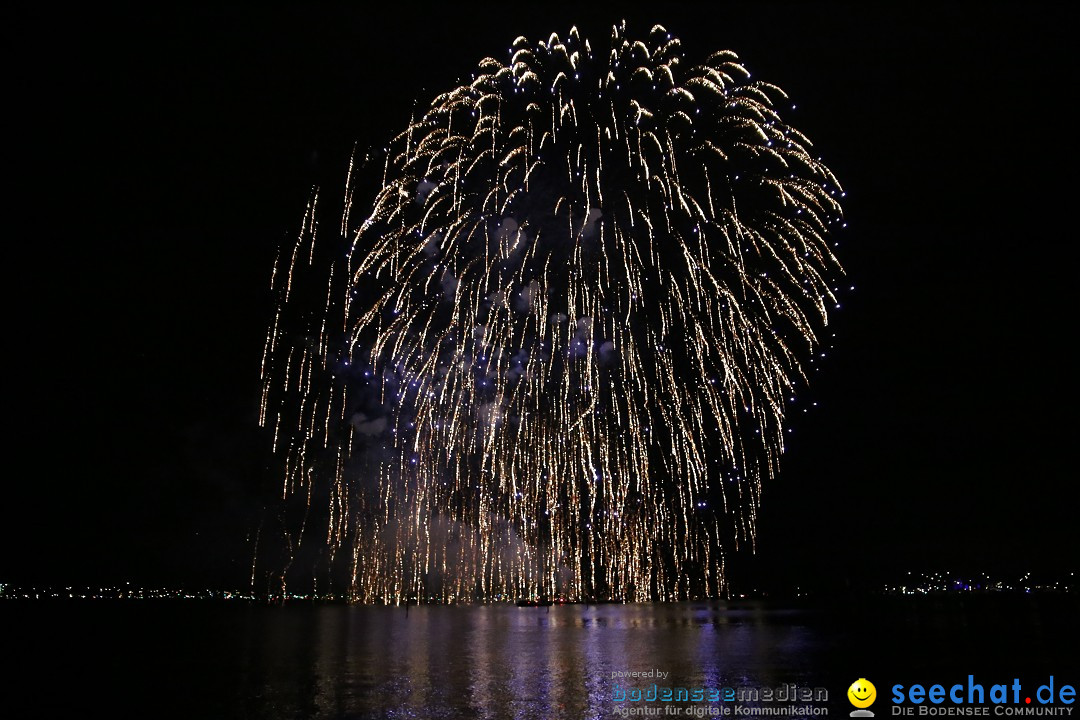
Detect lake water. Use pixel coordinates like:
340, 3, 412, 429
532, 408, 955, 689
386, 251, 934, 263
6, 597, 1077, 719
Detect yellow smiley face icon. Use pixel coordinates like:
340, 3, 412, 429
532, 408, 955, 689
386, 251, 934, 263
848, 679, 876, 708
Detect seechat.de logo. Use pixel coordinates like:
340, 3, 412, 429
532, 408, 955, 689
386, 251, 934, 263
849, 679, 878, 717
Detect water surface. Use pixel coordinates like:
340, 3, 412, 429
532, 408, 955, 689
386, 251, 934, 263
7, 597, 1077, 719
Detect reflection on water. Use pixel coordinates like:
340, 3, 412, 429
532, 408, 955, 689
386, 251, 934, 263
7, 597, 1078, 719
246, 603, 827, 719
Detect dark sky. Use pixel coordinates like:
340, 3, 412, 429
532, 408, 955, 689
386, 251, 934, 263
5, 5, 1074, 590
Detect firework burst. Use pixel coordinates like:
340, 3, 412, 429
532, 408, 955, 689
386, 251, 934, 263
258, 22, 844, 603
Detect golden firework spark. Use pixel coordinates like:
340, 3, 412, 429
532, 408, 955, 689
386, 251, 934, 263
258, 23, 844, 604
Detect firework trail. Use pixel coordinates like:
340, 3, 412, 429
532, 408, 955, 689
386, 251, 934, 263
258, 22, 844, 603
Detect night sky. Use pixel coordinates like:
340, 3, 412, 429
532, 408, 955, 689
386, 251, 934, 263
5, 5, 1073, 591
